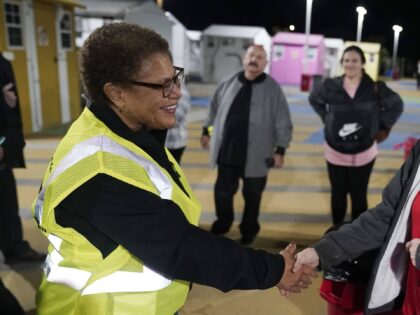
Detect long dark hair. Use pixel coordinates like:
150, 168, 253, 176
340, 45, 366, 65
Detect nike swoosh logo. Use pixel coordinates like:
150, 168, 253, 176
338, 125, 362, 137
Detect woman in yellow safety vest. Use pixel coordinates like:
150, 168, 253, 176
33, 22, 314, 315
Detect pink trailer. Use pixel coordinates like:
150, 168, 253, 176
270, 32, 326, 86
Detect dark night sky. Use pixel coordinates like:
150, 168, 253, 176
163, 0, 420, 63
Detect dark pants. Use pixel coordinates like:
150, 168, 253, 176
0, 279, 24, 315
0, 168, 29, 257
417, 73, 420, 90
327, 160, 375, 225
168, 147, 186, 164
213, 165, 267, 238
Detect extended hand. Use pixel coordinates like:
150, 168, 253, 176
277, 243, 317, 297
375, 130, 390, 143
293, 247, 320, 272
200, 135, 210, 149
2, 83, 17, 108
273, 154, 284, 168
406, 238, 420, 267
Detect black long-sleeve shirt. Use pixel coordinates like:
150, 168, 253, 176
55, 102, 285, 292
0, 53, 25, 168
217, 72, 254, 167
203, 72, 286, 157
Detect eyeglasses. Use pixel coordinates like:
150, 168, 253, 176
128, 66, 184, 98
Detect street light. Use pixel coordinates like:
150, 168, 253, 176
356, 6, 367, 42
301, 0, 314, 91
392, 24, 403, 79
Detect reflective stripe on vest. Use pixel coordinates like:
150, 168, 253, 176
44, 234, 172, 295
81, 266, 171, 296
35, 136, 173, 225
45, 234, 92, 291
37, 136, 174, 294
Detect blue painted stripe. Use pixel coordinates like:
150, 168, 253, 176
25, 147, 404, 160
198, 211, 333, 223
17, 179, 43, 186
183, 147, 404, 159
178, 162, 399, 173
191, 97, 210, 107
16, 206, 336, 224
189, 182, 385, 194
16, 176, 391, 193
26, 158, 51, 164
404, 102, 420, 109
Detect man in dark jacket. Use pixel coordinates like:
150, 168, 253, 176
0, 53, 45, 264
200, 45, 292, 245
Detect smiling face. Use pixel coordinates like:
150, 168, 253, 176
242, 45, 267, 79
105, 53, 182, 131
341, 50, 365, 79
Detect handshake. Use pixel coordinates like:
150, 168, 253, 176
276, 243, 320, 297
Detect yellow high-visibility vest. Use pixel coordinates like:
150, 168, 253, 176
32, 107, 201, 315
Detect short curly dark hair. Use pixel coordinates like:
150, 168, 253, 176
79, 22, 171, 104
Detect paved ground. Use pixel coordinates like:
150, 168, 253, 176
3, 79, 420, 314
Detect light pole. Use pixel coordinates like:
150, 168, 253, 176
301, 0, 314, 91
356, 6, 367, 42
392, 25, 403, 79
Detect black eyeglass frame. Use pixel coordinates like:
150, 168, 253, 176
128, 66, 184, 98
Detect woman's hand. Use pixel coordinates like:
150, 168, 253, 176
273, 154, 284, 168
2, 83, 17, 108
200, 135, 210, 149
375, 129, 390, 143
406, 238, 420, 267
293, 247, 320, 272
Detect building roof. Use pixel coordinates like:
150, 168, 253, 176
186, 30, 201, 41
272, 32, 324, 45
76, 0, 149, 18
43, 0, 85, 8
345, 41, 381, 53
203, 24, 268, 39
324, 38, 344, 49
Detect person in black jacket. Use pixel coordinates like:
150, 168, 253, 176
0, 53, 45, 264
309, 45, 403, 225
294, 140, 420, 314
